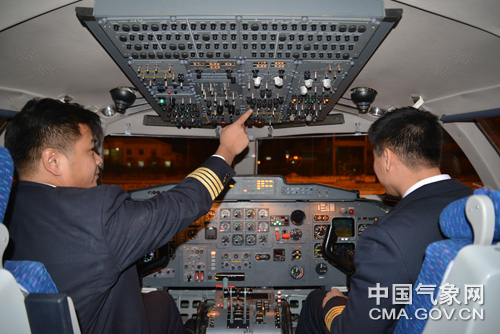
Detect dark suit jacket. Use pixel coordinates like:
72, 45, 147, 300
5, 156, 233, 334
324, 179, 472, 334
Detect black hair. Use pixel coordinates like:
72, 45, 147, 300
368, 107, 442, 169
5, 98, 102, 176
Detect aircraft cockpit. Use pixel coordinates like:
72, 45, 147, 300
0, 0, 499, 333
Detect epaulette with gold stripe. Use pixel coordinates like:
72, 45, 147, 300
187, 167, 224, 200
324, 305, 346, 332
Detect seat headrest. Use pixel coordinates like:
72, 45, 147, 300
440, 189, 500, 242
0, 146, 14, 223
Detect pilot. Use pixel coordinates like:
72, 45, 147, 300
4, 98, 252, 334
296, 107, 473, 333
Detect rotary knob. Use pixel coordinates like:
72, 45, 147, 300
323, 78, 332, 89
273, 76, 283, 88
253, 76, 263, 88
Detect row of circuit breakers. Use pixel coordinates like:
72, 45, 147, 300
77, 0, 401, 126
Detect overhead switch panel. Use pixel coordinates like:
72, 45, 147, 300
77, 0, 401, 127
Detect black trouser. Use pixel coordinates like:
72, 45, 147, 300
296, 289, 331, 334
142, 291, 185, 334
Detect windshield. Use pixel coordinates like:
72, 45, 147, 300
101, 130, 482, 194
102, 136, 219, 191
256, 131, 482, 195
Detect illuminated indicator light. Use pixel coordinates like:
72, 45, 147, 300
229, 184, 234, 188
211, 251, 216, 255
349, 209, 355, 214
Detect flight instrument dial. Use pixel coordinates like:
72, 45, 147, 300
314, 224, 328, 240
290, 265, 304, 280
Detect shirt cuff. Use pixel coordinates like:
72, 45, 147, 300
212, 154, 226, 161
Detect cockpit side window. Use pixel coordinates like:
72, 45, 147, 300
476, 116, 500, 156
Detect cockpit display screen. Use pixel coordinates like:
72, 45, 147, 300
332, 217, 355, 238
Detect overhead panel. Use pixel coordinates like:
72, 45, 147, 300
77, 0, 401, 127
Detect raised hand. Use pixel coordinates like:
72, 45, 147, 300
215, 109, 253, 165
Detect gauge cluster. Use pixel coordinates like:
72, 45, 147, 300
131, 177, 388, 289
130, 176, 388, 289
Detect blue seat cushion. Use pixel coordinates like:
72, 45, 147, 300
4, 260, 58, 294
394, 238, 471, 333
0, 146, 14, 222
440, 189, 500, 241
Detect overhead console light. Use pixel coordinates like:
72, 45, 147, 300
76, 0, 401, 127
110, 87, 137, 113
350, 87, 377, 113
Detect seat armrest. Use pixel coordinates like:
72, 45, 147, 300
25, 293, 81, 334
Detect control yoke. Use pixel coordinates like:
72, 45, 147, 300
322, 225, 355, 276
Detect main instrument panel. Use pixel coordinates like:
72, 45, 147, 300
76, 0, 401, 126
130, 176, 388, 289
